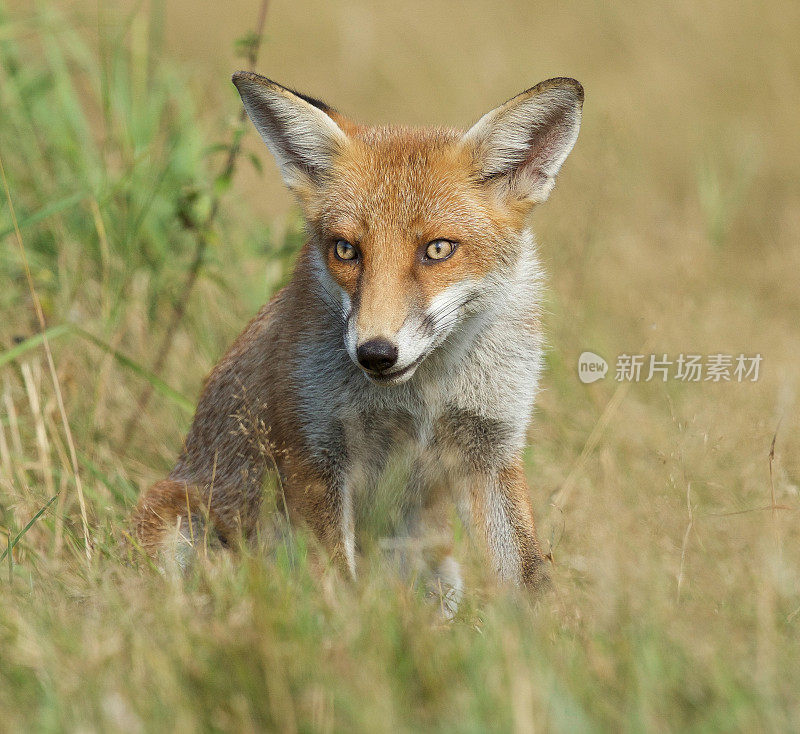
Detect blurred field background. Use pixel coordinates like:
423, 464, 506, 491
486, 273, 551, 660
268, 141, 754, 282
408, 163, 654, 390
1, 0, 800, 730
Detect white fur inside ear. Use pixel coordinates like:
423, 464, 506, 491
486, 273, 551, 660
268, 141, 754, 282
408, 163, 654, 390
234, 77, 347, 188
464, 84, 582, 202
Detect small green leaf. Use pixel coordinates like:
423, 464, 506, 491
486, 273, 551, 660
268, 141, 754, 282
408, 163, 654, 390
247, 152, 263, 174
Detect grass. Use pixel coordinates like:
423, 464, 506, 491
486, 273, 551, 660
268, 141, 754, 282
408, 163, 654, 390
2, 1, 800, 731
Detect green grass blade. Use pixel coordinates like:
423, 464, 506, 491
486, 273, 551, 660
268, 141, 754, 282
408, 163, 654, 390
0, 324, 193, 414
71, 327, 194, 414
0, 191, 85, 241
0, 494, 59, 563
0, 323, 73, 368
78, 453, 138, 506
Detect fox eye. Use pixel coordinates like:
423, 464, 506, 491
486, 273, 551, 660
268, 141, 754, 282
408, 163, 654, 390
334, 239, 358, 262
424, 239, 456, 262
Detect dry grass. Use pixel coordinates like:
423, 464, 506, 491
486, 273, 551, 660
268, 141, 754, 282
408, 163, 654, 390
1, 0, 799, 730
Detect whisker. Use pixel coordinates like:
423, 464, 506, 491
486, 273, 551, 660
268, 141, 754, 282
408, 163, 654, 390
421, 293, 465, 326
420, 292, 481, 335
428, 292, 478, 327
313, 278, 348, 326
318, 292, 346, 321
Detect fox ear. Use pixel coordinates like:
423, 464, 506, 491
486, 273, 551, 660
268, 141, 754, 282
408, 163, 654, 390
464, 78, 583, 204
232, 72, 347, 190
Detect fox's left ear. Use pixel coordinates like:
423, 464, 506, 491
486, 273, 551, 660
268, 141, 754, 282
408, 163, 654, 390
463, 78, 583, 204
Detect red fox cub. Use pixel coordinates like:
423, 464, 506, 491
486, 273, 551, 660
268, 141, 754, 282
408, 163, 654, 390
134, 71, 583, 600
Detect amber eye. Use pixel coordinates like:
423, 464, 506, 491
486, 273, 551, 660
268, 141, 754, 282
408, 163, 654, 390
424, 239, 456, 262
334, 239, 358, 262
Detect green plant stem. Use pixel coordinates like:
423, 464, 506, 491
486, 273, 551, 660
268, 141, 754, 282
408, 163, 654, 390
122, 0, 270, 445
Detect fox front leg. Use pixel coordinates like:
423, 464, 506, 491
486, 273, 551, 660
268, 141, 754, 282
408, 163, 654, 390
280, 460, 357, 581
396, 457, 464, 617
465, 462, 549, 589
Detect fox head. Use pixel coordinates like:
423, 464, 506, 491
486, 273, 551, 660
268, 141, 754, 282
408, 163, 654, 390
232, 72, 582, 385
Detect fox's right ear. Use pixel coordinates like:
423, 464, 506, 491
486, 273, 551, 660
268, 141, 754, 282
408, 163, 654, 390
232, 72, 348, 191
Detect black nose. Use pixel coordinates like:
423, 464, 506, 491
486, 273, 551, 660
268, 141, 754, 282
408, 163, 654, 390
356, 339, 398, 373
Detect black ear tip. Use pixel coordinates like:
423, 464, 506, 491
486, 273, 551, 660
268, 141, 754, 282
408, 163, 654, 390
519, 78, 584, 107
542, 77, 584, 103
231, 70, 275, 90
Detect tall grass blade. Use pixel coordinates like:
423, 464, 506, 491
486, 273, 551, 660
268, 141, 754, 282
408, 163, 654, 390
0, 324, 193, 414
0, 191, 85, 241
0, 494, 59, 563
73, 327, 194, 414
0, 324, 73, 368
